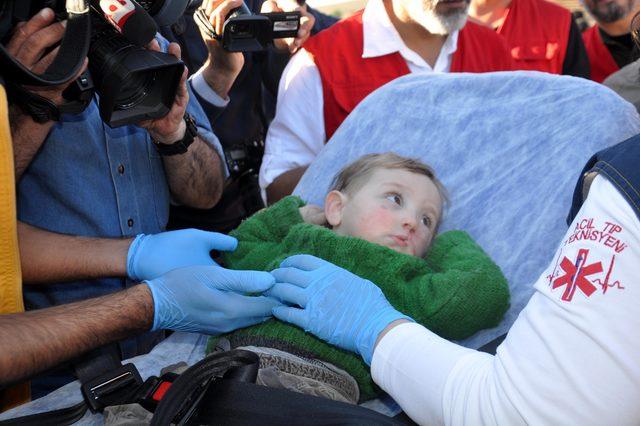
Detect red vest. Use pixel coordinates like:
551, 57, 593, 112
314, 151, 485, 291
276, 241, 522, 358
303, 12, 513, 141
582, 25, 619, 83
497, 0, 571, 74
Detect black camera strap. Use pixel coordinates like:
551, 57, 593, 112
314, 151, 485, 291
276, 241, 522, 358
0, 1, 93, 122
5, 76, 93, 123
193, 7, 220, 40
0, 1, 91, 86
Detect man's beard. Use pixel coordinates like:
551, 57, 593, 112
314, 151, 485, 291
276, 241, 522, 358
586, 0, 632, 23
410, 0, 470, 35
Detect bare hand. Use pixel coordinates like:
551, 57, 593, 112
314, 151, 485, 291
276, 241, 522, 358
261, 0, 315, 53
198, 0, 245, 99
6, 8, 87, 107
299, 204, 327, 225
139, 41, 189, 144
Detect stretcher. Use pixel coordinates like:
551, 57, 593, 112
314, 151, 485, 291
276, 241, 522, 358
296, 71, 640, 348
2, 71, 639, 423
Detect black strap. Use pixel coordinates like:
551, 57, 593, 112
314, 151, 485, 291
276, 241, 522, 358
0, 345, 125, 425
0, 350, 257, 425
1, 349, 403, 425
0, 0, 91, 86
74, 345, 144, 413
0, 401, 87, 426
151, 349, 260, 425
73, 344, 122, 384
152, 349, 402, 426
193, 380, 403, 426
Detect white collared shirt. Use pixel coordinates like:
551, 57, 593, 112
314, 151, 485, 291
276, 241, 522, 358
259, 0, 460, 193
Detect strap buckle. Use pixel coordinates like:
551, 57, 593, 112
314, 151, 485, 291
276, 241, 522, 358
81, 363, 143, 413
137, 372, 180, 413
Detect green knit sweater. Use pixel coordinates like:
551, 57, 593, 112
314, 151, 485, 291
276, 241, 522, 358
207, 196, 510, 401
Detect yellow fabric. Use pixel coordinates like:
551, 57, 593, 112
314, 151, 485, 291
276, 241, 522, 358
0, 84, 30, 410
0, 85, 22, 314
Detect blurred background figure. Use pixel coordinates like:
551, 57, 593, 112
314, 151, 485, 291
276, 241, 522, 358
581, 0, 640, 82
469, 0, 591, 77
602, 10, 640, 113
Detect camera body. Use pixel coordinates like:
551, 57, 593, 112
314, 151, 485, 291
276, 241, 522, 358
0, 0, 186, 127
194, 3, 300, 52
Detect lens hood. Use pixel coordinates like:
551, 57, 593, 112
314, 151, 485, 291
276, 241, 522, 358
90, 45, 184, 127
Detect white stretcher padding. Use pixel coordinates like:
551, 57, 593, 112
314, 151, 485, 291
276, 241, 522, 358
294, 71, 640, 349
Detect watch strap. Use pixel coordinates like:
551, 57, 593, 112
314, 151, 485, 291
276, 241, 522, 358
152, 113, 198, 156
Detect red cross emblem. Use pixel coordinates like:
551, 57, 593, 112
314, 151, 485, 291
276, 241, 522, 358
552, 248, 603, 302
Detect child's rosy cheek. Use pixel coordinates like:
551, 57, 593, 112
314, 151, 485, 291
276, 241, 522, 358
360, 208, 394, 229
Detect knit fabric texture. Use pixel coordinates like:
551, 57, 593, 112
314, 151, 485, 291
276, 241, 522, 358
207, 196, 510, 400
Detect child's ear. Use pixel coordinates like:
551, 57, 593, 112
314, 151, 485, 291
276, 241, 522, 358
324, 190, 347, 227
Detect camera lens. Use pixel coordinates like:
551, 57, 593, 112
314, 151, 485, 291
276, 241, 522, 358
115, 71, 156, 110
87, 16, 183, 127
230, 22, 253, 37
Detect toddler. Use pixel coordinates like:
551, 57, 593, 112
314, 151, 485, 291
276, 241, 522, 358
207, 153, 510, 403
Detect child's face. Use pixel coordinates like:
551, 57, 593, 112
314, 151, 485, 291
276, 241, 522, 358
325, 168, 442, 257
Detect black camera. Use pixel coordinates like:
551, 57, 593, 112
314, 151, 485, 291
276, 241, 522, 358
194, 2, 300, 52
0, 0, 186, 127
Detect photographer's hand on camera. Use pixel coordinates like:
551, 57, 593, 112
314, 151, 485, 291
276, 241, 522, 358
139, 40, 225, 209
198, 0, 246, 100
6, 8, 88, 180
140, 42, 190, 143
261, 0, 315, 53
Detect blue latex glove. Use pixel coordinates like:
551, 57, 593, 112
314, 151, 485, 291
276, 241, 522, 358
269, 255, 413, 365
146, 265, 281, 334
127, 229, 237, 281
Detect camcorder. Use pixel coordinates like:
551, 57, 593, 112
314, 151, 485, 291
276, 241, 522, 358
194, 2, 300, 52
0, 0, 191, 127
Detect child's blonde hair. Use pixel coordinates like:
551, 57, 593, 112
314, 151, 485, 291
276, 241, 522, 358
329, 153, 449, 209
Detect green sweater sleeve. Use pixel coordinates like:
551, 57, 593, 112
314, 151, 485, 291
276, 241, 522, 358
223, 196, 306, 270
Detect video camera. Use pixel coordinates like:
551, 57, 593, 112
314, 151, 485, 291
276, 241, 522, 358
194, 2, 300, 52
0, 0, 190, 127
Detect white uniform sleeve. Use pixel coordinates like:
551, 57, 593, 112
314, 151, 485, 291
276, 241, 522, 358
371, 175, 640, 425
258, 48, 326, 191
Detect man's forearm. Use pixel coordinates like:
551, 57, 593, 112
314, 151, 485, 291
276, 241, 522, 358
161, 137, 225, 209
18, 222, 132, 284
200, 62, 239, 100
10, 108, 54, 181
266, 166, 308, 205
0, 284, 153, 387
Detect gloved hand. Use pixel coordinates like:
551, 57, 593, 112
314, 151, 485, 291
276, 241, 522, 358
146, 265, 281, 335
269, 255, 413, 365
127, 229, 237, 281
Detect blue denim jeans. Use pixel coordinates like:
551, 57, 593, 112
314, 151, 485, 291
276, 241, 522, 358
568, 133, 640, 224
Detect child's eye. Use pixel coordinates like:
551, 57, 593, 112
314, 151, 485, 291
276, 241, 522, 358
421, 216, 432, 228
386, 193, 402, 205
